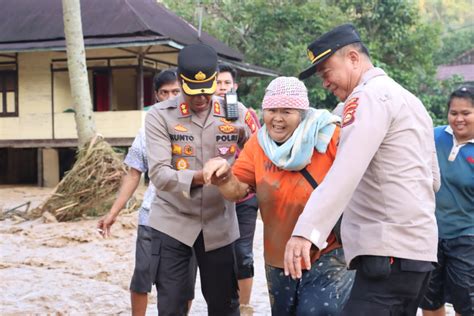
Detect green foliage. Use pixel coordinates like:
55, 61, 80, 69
434, 28, 474, 65
419, 0, 474, 32
333, 0, 448, 121
419, 75, 464, 126
161, 0, 470, 124
419, 0, 474, 65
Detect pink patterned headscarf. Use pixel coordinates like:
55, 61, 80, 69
262, 76, 309, 110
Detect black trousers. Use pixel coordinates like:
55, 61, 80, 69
341, 256, 433, 316
151, 228, 239, 316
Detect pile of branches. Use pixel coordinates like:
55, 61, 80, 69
29, 135, 127, 221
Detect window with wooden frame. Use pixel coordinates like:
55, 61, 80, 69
0, 65, 18, 117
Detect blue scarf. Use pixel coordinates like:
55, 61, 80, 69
257, 108, 340, 171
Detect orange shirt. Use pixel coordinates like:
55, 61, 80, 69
233, 127, 341, 268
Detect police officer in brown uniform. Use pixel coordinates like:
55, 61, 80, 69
284, 24, 441, 315
145, 44, 254, 315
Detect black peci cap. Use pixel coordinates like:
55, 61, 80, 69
299, 23, 362, 80
178, 44, 218, 95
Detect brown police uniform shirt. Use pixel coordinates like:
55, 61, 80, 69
145, 94, 255, 251
293, 67, 440, 266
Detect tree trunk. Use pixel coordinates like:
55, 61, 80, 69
62, 0, 96, 147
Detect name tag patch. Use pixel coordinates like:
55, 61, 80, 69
171, 134, 195, 142
216, 134, 238, 142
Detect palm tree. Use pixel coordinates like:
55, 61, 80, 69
62, 0, 96, 147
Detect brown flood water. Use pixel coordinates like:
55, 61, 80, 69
0, 186, 452, 315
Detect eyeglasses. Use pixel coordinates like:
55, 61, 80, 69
158, 89, 180, 97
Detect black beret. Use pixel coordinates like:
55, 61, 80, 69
299, 24, 362, 80
178, 44, 218, 95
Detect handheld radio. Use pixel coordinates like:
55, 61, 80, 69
225, 89, 239, 121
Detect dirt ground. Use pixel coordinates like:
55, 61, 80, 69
0, 185, 270, 315
0, 185, 454, 315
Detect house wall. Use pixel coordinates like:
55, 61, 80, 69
0, 47, 163, 142
0, 52, 54, 140
54, 111, 145, 139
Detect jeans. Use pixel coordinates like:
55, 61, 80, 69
265, 248, 354, 315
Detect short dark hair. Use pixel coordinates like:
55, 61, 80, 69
217, 63, 238, 82
448, 86, 474, 109
154, 69, 178, 91
338, 42, 370, 58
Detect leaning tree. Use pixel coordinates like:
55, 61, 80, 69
29, 0, 126, 221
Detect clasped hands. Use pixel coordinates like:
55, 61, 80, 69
203, 157, 232, 186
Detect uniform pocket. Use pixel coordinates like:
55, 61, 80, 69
149, 235, 162, 285
399, 259, 434, 273
359, 255, 391, 280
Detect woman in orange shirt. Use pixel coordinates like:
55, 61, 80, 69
204, 77, 354, 315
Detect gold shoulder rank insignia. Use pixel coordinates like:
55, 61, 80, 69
214, 101, 221, 115
179, 103, 190, 116
245, 111, 257, 133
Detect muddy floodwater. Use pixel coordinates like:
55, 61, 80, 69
0, 186, 270, 315
0, 186, 453, 315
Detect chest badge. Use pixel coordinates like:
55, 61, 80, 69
218, 146, 230, 156
220, 118, 233, 124
467, 156, 474, 164
175, 158, 189, 170
184, 144, 194, 156
172, 144, 182, 155
342, 97, 359, 128
218, 124, 236, 134
174, 124, 188, 132
179, 103, 190, 116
